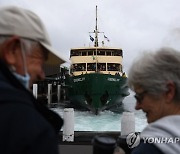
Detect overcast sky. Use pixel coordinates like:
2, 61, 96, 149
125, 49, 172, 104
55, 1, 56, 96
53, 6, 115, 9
1, 0, 180, 73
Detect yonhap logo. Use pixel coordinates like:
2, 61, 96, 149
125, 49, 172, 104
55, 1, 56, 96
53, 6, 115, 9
126, 132, 140, 148
126, 133, 180, 149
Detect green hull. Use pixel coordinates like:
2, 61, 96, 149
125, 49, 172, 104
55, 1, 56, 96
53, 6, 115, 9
65, 73, 129, 114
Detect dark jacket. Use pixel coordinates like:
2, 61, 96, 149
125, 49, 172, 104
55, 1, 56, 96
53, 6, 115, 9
0, 60, 63, 154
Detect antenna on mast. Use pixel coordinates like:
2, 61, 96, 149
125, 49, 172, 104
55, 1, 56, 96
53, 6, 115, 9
89, 5, 103, 47
94, 5, 98, 47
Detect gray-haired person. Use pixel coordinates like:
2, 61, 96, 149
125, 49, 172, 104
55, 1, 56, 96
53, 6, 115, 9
0, 6, 64, 154
128, 47, 180, 154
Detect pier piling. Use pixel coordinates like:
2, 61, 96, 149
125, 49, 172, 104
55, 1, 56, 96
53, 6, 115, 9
33, 84, 38, 99
48, 84, 52, 105
63, 108, 74, 142
121, 112, 135, 136
57, 85, 61, 103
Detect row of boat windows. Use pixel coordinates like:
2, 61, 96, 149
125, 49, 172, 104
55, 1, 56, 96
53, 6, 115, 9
71, 63, 122, 72
70, 50, 123, 57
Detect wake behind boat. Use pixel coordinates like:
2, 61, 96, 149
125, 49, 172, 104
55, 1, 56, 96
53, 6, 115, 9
65, 6, 129, 114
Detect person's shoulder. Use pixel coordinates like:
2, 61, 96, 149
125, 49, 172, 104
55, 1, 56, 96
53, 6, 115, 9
0, 102, 58, 153
0, 102, 55, 137
12, 103, 50, 124
131, 142, 164, 154
0, 81, 33, 105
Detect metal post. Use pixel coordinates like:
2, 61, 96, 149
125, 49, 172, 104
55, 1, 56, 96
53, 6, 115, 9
48, 84, 52, 106
33, 84, 38, 99
57, 85, 61, 103
121, 112, 135, 136
63, 108, 74, 142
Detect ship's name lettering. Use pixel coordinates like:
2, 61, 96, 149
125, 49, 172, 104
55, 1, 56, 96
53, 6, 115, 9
108, 78, 120, 82
74, 77, 85, 82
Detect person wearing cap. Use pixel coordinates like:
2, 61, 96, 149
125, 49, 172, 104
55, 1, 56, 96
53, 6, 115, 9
128, 47, 180, 154
0, 6, 64, 154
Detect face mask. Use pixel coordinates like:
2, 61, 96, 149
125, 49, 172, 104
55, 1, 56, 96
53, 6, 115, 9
11, 40, 31, 89
12, 71, 30, 89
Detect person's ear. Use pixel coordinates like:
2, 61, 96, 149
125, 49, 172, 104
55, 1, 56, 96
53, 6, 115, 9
165, 81, 176, 103
1, 36, 21, 65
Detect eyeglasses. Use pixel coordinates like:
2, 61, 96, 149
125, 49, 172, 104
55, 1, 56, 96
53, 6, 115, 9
134, 91, 147, 103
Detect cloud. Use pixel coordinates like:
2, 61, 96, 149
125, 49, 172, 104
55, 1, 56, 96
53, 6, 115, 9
1, 0, 180, 70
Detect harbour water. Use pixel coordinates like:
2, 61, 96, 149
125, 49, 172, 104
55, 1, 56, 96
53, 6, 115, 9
53, 93, 148, 132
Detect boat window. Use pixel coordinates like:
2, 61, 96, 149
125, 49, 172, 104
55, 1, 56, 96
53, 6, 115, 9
78, 51, 82, 56
114, 50, 123, 56
106, 51, 111, 56
82, 51, 87, 56
87, 63, 96, 71
97, 50, 105, 55
93, 51, 96, 55
97, 63, 106, 71
88, 51, 93, 56
70, 50, 79, 57
72, 63, 86, 72
107, 63, 122, 71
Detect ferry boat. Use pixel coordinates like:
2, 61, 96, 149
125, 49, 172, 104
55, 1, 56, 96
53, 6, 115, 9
65, 6, 129, 114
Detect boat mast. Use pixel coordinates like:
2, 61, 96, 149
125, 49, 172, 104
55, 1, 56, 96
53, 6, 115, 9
94, 6, 99, 72
94, 5, 98, 47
